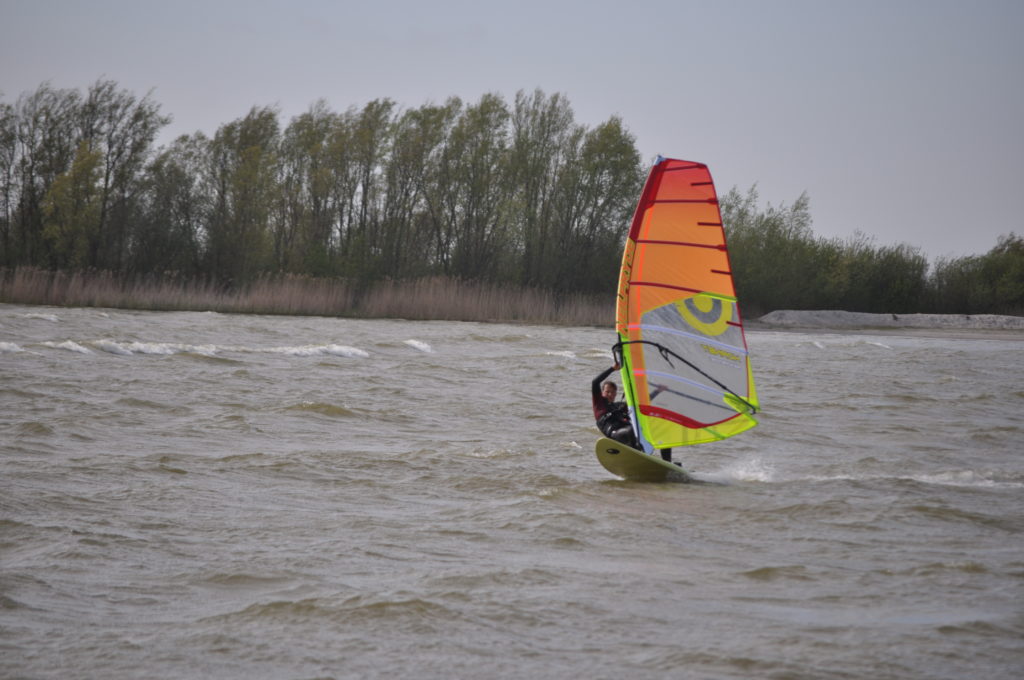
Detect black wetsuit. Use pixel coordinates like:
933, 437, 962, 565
593, 366, 674, 461
592, 366, 637, 448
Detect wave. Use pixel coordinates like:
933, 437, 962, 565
468, 332, 533, 343
0, 341, 24, 353
13, 421, 56, 436
204, 594, 458, 628
32, 339, 370, 359
261, 344, 369, 358
701, 458, 777, 484
192, 572, 294, 588
21, 312, 60, 322
403, 339, 432, 353
801, 338, 895, 350
739, 565, 815, 582
905, 470, 1024, 489
697, 459, 1022, 489
115, 396, 191, 415
41, 340, 92, 353
92, 339, 218, 357
282, 401, 358, 418
884, 561, 990, 577
757, 469, 1024, 490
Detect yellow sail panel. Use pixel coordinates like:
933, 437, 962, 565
615, 157, 758, 450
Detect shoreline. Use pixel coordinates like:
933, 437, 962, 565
751, 310, 1024, 340
746, 322, 1024, 341
4, 299, 1022, 340
756, 309, 1024, 330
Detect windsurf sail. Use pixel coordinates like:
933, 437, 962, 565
614, 156, 758, 450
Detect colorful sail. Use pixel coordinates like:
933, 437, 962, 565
615, 157, 758, 450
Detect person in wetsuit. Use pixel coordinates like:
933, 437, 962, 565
592, 363, 637, 448
593, 363, 676, 463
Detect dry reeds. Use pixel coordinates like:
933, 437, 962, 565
358, 276, 606, 325
0, 267, 610, 326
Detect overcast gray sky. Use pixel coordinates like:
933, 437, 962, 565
2, 0, 1021, 259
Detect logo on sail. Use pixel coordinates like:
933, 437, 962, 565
676, 294, 733, 336
701, 343, 740, 361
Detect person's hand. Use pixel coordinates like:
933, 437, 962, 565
613, 362, 621, 370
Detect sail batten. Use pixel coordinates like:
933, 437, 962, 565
635, 239, 727, 250
629, 281, 705, 295
615, 156, 759, 451
650, 199, 720, 205
637, 371, 739, 401
627, 324, 749, 352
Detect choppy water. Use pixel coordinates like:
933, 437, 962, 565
2, 303, 1023, 679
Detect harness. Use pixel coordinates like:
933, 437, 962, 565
597, 402, 630, 432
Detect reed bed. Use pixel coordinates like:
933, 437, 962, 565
0, 267, 610, 326
358, 276, 607, 325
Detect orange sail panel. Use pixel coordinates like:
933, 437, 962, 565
615, 157, 758, 449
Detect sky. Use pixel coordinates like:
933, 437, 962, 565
2, 0, 1022, 260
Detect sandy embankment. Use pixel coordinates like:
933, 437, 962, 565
756, 310, 1024, 332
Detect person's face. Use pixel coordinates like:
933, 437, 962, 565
602, 384, 616, 401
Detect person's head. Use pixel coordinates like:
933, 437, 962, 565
601, 381, 617, 401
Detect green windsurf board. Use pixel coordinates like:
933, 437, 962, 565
594, 437, 691, 482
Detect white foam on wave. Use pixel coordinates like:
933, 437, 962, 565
93, 339, 218, 357
124, 342, 179, 355
805, 338, 894, 351
324, 344, 369, 358
907, 470, 1024, 489
704, 457, 776, 483
94, 339, 134, 356
39, 338, 368, 359
23, 313, 60, 322
404, 339, 432, 353
42, 340, 92, 354
792, 469, 1022, 490
546, 350, 576, 359
0, 341, 24, 353
265, 344, 369, 358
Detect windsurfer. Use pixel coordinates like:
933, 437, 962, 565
592, 367, 676, 462
592, 364, 637, 448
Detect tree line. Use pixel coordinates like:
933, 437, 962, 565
1, 80, 1020, 316
0, 80, 642, 295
